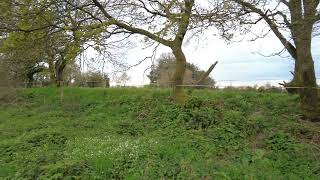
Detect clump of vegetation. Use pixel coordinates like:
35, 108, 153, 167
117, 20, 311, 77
1, 88, 319, 179
147, 53, 216, 87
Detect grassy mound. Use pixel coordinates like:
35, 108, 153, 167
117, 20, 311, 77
1, 87, 320, 179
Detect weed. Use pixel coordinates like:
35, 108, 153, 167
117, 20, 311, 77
0, 87, 319, 179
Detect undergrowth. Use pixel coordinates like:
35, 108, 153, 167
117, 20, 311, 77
0, 87, 319, 179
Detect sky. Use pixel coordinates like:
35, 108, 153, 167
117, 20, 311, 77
111, 30, 319, 87
83, 24, 319, 87
77, 0, 320, 87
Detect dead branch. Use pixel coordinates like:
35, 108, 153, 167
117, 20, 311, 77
196, 61, 218, 85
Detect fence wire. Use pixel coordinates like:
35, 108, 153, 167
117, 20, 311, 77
2, 79, 320, 90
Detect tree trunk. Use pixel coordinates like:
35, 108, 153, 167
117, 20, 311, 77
56, 69, 64, 87
47, 57, 56, 86
296, 28, 319, 121
26, 74, 34, 88
284, 52, 299, 94
55, 64, 65, 87
171, 47, 187, 104
47, 48, 56, 85
281, 64, 299, 94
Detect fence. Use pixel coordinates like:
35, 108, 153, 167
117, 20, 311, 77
2, 79, 320, 91
148, 78, 320, 90
6, 81, 110, 88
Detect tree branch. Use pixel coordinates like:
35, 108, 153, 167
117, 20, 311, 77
196, 61, 218, 85
232, 0, 297, 60
316, 13, 320, 22
136, 0, 168, 18
274, 10, 292, 30
91, 0, 171, 47
174, 0, 194, 44
280, 0, 289, 7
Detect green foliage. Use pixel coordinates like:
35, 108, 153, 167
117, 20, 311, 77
266, 133, 299, 151
1, 88, 319, 179
0, 0, 107, 87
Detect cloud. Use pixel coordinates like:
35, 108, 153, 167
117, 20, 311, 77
115, 31, 319, 86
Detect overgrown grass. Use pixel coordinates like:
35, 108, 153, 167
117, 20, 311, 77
1, 87, 320, 179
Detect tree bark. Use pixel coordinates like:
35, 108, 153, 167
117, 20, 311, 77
55, 68, 64, 87
290, 62, 299, 93
296, 30, 319, 121
47, 51, 56, 85
55, 61, 65, 87
297, 40, 320, 121
281, 67, 299, 94
289, 0, 319, 121
171, 47, 187, 104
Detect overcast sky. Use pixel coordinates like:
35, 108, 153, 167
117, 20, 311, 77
88, 26, 319, 87
114, 30, 319, 87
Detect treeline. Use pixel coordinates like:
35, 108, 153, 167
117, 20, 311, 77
0, 0, 109, 87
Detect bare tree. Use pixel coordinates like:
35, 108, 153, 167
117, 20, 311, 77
229, 0, 320, 120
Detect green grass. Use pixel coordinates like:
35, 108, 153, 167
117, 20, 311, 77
1, 87, 320, 179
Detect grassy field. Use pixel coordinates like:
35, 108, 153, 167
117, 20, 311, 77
1, 87, 320, 179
